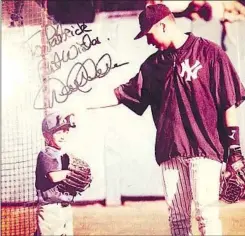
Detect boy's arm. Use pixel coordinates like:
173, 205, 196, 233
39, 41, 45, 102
47, 170, 71, 183
38, 152, 71, 182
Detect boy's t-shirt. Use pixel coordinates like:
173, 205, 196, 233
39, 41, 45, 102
35, 145, 72, 204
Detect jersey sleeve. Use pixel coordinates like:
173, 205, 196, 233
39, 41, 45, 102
37, 151, 61, 177
114, 70, 150, 115
213, 50, 245, 111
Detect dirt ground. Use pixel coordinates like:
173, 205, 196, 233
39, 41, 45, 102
73, 200, 245, 235
2, 200, 245, 236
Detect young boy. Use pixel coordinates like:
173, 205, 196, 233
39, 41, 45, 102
34, 111, 76, 236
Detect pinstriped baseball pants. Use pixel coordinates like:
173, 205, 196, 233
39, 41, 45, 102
161, 157, 222, 236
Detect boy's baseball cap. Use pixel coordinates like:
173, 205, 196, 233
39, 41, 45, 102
42, 111, 76, 136
134, 4, 172, 40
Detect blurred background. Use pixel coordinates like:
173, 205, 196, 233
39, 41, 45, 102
1, 1, 245, 235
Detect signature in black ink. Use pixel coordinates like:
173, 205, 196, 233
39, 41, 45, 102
33, 53, 129, 110
37, 33, 101, 78
24, 22, 92, 57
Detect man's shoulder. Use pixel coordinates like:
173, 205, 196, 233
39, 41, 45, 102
145, 50, 159, 61
193, 34, 223, 56
141, 51, 159, 70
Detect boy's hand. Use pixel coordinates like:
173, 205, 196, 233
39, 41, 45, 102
57, 156, 93, 195
61, 153, 70, 170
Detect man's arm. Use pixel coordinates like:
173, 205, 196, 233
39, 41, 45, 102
224, 105, 237, 127
47, 170, 71, 183
86, 71, 150, 115
224, 105, 242, 151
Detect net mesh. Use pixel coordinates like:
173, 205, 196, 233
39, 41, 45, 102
1, 1, 52, 235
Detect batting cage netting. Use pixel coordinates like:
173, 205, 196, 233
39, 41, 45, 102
2, 0, 102, 234
2, 1, 52, 235
2, 1, 245, 236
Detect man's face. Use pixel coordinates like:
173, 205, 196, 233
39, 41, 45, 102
146, 22, 171, 50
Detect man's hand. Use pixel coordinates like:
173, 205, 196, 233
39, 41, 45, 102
220, 147, 245, 203
227, 147, 245, 182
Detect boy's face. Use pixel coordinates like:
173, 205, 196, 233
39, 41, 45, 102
52, 128, 69, 149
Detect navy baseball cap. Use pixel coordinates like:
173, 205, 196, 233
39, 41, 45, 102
134, 4, 172, 40
42, 111, 76, 136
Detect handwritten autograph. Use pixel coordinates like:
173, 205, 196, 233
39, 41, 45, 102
25, 22, 92, 57
37, 33, 101, 77
33, 53, 129, 109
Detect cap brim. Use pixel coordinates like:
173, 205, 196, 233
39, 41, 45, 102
134, 30, 147, 40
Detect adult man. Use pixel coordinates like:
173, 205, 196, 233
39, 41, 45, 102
87, 4, 245, 236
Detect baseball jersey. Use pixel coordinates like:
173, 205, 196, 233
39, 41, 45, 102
114, 33, 245, 165
35, 145, 71, 204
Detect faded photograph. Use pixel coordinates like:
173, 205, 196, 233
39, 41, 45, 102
1, 1, 245, 235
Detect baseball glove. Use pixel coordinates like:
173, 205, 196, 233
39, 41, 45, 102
58, 155, 92, 196
220, 147, 245, 203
